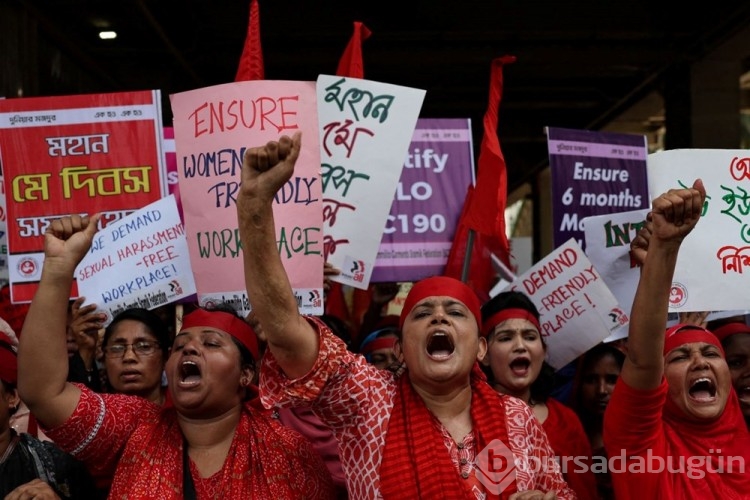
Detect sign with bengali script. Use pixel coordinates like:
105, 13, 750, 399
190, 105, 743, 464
0, 91, 167, 303
371, 118, 475, 282
547, 127, 649, 251
76, 195, 196, 324
318, 75, 425, 289
170, 80, 323, 315
505, 239, 629, 369
647, 149, 750, 312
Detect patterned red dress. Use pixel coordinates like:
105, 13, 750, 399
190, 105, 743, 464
261, 319, 575, 500
44, 387, 334, 499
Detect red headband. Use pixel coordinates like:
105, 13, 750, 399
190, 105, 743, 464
712, 322, 750, 343
181, 309, 259, 360
482, 308, 542, 337
0, 333, 17, 385
663, 324, 724, 357
399, 276, 482, 333
361, 337, 397, 356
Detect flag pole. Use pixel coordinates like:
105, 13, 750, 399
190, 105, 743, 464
460, 229, 476, 283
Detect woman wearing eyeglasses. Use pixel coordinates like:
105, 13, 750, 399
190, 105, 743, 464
16, 215, 335, 499
101, 308, 170, 405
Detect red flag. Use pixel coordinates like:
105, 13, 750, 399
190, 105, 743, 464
336, 21, 372, 78
234, 0, 264, 81
444, 56, 516, 298
444, 187, 498, 303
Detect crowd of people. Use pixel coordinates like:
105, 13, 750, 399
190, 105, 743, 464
1, 132, 748, 499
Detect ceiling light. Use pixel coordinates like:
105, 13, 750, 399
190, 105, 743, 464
99, 31, 117, 40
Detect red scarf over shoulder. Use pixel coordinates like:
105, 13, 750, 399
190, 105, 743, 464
379, 364, 517, 499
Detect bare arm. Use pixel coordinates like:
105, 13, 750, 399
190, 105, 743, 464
237, 132, 318, 378
17, 215, 99, 427
623, 179, 705, 390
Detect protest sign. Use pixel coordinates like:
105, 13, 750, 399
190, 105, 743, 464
0, 178, 7, 286
648, 149, 750, 312
162, 126, 183, 220
506, 239, 628, 369
0, 90, 167, 303
318, 75, 425, 289
76, 195, 196, 323
372, 118, 475, 282
547, 127, 649, 250
170, 80, 323, 315
583, 208, 649, 340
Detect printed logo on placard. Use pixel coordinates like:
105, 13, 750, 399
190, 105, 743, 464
669, 282, 688, 308
607, 307, 629, 327
308, 290, 322, 309
168, 280, 183, 296
17, 257, 38, 278
350, 260, 365, 283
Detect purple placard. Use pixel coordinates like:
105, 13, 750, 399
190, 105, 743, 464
547, 127, 649, 250
371, 118, 475, 282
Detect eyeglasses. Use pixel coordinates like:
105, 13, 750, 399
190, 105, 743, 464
103, 341, 160, 358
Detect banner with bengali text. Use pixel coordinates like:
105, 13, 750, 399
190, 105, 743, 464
647, 149, 750, 312
318, 75, 425, 289
0, 90, 167, 303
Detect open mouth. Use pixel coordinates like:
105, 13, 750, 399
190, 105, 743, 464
737, 386, 750, 405
688, 377, 717, 402
179, 360, 202, 386
426, 332, 455, 359
509, 358, 531, 376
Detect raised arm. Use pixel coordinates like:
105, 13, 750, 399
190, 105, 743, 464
17, 215, 99, 427
623, 179, 705, 390
237, 132, 318, 378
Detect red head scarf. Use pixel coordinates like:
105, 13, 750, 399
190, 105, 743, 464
663, 323, 724, 356
713, 321, 750, 343
0, 332, 18, 385
659, 324, 750, 497
399, 276, 482, 334
181, 309, 259, 360
482, 308, 542, 338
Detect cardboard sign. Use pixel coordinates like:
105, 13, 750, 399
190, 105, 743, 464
372, 118, 475, 282
0, 91, 167, 303
647, 149, 750, 312
506, 239, 628, 368
76, 195, 196, 323
170, 80, 323, 315
547, 127, 649, 251
318, 75, 425, 289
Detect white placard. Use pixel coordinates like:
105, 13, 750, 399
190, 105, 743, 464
505, 239, 629, 369
647, 149, 750, 312
76, 195, 196, 323
318, 75, 425, 289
